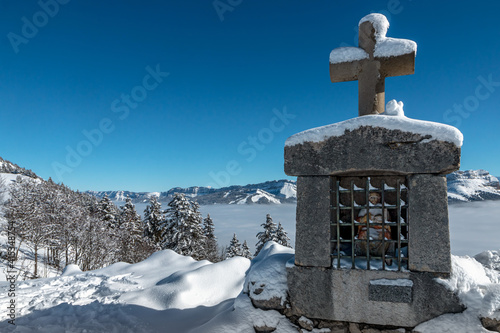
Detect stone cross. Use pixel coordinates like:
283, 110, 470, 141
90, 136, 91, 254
330, 14, 416, 116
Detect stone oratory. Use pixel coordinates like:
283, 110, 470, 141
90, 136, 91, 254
284, 13, 465, 328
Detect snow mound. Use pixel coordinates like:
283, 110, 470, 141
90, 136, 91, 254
0, 249, 252, 332
61, 264, 82, 276
475, 250, 500, 271
285, 114, 463, 147
382, 99, 405, 116
192, 242, 297, 333
415, 255, 500, 332
121, 255, 250, 310
244, 241, 294, 306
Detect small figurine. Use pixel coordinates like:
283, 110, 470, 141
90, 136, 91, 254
355, 192, 394, 263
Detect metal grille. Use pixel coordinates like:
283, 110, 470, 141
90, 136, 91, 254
330, 176, 409, 271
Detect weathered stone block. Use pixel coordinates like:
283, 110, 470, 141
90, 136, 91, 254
287, 265, 334, 319
329, 270, 412, 326
410, 272, 465, 322
295, 176, 331, 267
408, 174, 451, 275
284, 126, 460, 176
287, 267, 464, 327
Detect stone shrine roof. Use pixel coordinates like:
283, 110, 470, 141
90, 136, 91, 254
285, 111, 463, 148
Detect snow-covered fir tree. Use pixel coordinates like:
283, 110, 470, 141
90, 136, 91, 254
97, 194, 120, 228
254, 214, 278, 256
225, 234, 241, 259
120, 196, 142, 233
276, 222, 291, 248
143, 195, 164, 246
241, 240, 252, 259
203, 214, 219, 262
162, 193, 206, 260
118, 196, 152, 263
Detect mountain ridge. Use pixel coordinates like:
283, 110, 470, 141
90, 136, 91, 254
87, 170, 500, 205
86, 179, 297, 205
0, 156, 498, 205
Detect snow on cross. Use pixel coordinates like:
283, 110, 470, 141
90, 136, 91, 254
329, 13, 417, 116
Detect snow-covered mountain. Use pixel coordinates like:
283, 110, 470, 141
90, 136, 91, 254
447, 169, 500, 203
86, 179, 298, 205
1, 155, 499, 205
87, 170, 500, 206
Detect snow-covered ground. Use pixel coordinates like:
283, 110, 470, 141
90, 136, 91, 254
0, 242, 499, 332
0, 243, 295, 332
1, 200, 500, 332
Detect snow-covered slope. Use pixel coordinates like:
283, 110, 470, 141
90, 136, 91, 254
447, 169, 500, 203
0, 157, 38, 179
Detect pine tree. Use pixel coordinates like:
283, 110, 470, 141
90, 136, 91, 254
202, 214, 219, 262
226, 234, 241, 259
162, 193, 206, 260
143, 195, 164, 246
118, 196, 146, 263
97, 194, 119, 228
255, 214, 278, 256
241, 240, 252, 259
276, 222, 291, 248
120, 196, 142, 237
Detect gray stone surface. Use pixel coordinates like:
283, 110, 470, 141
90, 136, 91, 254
284, 126, 460, 176
250, 296, 285, 311
287, 267, 464, 327
297, 316, 314, 331
349, 323, 362, 333
408, 174, 452, 275
369, 282, 412, 303
410, 272, 465, 321
295, 176, 332, 267
287, 265, 334, 320
480, 317, 500, 332
253, 325, 277, 333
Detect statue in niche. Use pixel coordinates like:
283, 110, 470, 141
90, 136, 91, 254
355, 192, 394, 263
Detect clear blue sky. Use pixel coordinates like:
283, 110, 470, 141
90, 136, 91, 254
0, 1, 499, 192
